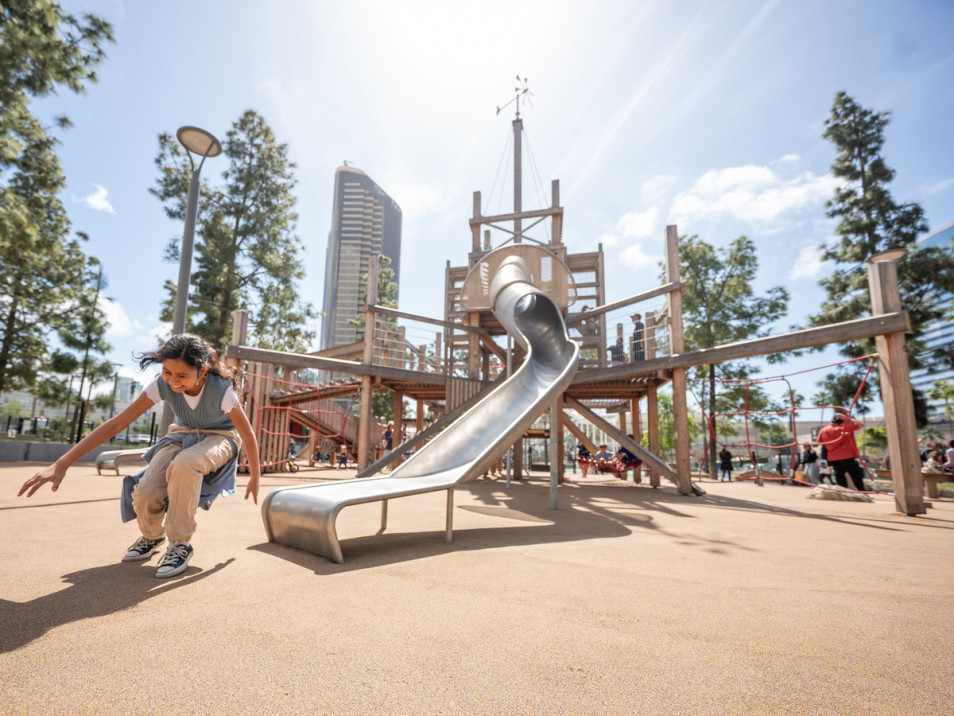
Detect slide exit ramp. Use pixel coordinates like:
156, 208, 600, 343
261, 257, 580, 563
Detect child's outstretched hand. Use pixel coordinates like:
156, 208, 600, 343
19, 464, 66, 497
245, 473, 260, 504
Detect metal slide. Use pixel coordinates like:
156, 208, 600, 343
261, 256, 580, 562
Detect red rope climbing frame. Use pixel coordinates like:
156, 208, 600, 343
689, 354, 883, 492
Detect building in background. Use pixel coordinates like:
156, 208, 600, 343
320, 165, 402, 350
910, 221, 954, 435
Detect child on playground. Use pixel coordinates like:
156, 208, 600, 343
18, 334, 261, 579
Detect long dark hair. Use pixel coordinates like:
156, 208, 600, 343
137, 334, 238, 387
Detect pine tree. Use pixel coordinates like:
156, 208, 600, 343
0, 1, 114, 394
813, 92, 954, 424
151, 110, 316, 353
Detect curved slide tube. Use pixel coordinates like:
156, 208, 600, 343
261, 257, 580, 562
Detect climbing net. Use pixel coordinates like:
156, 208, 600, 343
240, 369, 361, 472
689, 354, 883, 491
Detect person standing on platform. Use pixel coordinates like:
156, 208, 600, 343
630, 313, 646, 362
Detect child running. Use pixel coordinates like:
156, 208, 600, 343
18, 334, 261, 579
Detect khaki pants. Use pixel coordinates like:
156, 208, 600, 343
131, 436, 234, 545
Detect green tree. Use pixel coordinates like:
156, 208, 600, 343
927, 379, 954, 438
55, 258, 112, 440
675, 235, 789, 478
642, 389, 700, 461
813, 92, 954, 424
151, 109, 316, 353
0, 1, 114, 394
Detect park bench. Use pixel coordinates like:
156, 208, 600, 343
874, 468, 951, 498
95, 448, 148, 475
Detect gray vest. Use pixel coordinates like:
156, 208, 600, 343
157, 373, 235, 431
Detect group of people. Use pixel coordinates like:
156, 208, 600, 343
607, 313, 647, 365
921, 439, 954, 473
715, 412, 869, 490
580, 308, 647, 365
576, 437, 642, 478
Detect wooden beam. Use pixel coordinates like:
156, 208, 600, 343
469, 206, 562, 226
565, 282, 682, 325
564, 396, 686, 488
570, 312, 910, 385
227, 345, 450, 386
563, 414, 599, 454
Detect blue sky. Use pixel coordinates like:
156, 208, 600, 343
43, 0, 954, 409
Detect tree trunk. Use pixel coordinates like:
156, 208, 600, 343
707, 363, 718, 479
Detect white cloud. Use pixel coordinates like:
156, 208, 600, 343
600, 207, 661, 269
789, 242, 827, 280
641, 175, 678, 204
99, 297, 165, 349
616, 208, 658, 239
80, 184, 116, 214
383, 175, 462, 222
100, 296, 135, 338
619, 243, 657, 270
671, 165, 837, 227
921, 177, 954, 196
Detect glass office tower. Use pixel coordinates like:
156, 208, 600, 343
909, 221, 954, 433
321, 166, 402, 350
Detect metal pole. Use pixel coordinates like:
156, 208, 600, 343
160, 148, 211, 435
506, 334, 513, 489
172, 166, 201, 335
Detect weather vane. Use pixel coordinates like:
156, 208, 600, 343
496, 75, 534, 120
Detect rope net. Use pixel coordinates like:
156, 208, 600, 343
688, 354, 884, 492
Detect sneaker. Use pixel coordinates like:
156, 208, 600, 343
156, 543, 194, 579
122, 535, 166, 562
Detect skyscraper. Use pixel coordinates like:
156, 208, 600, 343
321, 166, 402, 350
909, 221, 954, 431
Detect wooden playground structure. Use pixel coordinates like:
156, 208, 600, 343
227, 212, 925, 517
225, 108, 927, 517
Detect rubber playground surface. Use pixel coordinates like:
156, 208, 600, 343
1, 461, 952, 714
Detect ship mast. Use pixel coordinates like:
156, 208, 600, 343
496, 75, 532, 243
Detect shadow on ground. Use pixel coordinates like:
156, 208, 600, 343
0, 558, 234, 653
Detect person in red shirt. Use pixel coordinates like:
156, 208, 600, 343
815, 412, 866, 490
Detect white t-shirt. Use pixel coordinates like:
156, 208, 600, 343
144, 377, 240, 413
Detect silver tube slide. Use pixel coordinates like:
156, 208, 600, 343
260, 256, 580, 562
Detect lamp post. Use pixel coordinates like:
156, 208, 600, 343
160, 126, 222, 434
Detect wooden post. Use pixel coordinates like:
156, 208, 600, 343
632, 397, 642, 483
359, 274, 377, 471
468, 311, 480, 378
556, 395, 566, 485
666, 225, 692, 495
512, 438, 524, 481
357, 375, 372, 470
868, 257, 925, 515
648, 383, 660, 488
549, 400, 559, 508
472, 191, 482, 252
391, 389, 404, 470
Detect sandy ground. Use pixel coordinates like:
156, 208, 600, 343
1, 461, 952, 715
